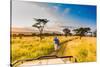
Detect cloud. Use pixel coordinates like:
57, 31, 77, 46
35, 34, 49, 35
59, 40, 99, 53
52, 6, 59, 11
62, 8, 70, 16
12, 1, 96, 32
12, 1, 64, 31
12, 1, 55, 26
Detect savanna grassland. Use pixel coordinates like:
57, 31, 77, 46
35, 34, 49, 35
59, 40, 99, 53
11, 36, 96, 64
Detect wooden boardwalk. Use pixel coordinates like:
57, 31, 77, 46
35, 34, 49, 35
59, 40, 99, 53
11, 37, 78, 67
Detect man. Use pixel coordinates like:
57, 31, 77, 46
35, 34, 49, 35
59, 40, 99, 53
53, 37, 60, 51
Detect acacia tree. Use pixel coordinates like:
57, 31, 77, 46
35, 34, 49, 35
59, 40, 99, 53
32, 18, 49, 40
63, 28, 71, 37
73, 27, 91, 39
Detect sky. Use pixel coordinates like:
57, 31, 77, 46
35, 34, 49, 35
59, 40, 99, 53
12, 0, 96, 32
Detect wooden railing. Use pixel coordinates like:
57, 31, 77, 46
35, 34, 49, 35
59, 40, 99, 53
11, 55, 77, 67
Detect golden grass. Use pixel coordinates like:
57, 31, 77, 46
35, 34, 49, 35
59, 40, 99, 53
57, 37, 96, 62
11, 36, 54, 63
11, 36, 96, 63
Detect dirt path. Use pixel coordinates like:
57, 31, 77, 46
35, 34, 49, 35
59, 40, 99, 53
49, 37, 78, 56
15, 37, 78, 67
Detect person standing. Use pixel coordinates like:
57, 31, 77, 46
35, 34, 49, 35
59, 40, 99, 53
53, 37, 60, 51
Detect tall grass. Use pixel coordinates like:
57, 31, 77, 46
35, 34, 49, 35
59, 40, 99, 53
58, 37, 96, 62
11, 36, 96, 63
11, 36, 54, 63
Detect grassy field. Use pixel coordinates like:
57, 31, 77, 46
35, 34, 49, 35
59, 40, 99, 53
11, 36, 96, 64
57, 36, 96, 62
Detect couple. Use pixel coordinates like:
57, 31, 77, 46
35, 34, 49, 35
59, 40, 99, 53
53, 37, 60, 51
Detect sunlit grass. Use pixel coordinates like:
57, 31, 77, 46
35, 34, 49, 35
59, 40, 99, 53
11, 36, 96, 63
58, 37, 96, 62
11, 36, 54, 63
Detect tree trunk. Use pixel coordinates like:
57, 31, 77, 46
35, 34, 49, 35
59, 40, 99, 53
40, 29, 43, 40
80, 36, 81, 39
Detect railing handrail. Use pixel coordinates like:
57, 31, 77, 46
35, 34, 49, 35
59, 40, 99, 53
11, 55, 74, 67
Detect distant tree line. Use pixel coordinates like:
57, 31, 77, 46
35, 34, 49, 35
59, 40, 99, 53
12, 28, 96, 39
11, 18, 96, 39
63, 27, 96, 39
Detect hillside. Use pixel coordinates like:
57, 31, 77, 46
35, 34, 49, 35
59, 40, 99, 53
11, 27, 62, 34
